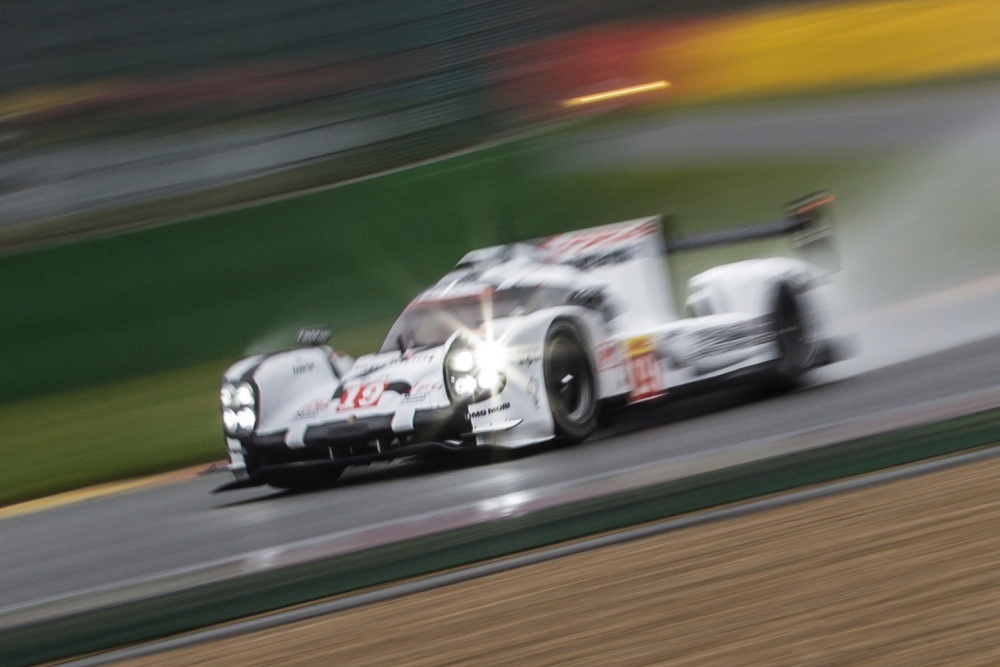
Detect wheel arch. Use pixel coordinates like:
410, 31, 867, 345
685, 257, 816, 319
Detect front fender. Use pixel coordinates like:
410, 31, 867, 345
470, 308, 607, 447
231, 346, 345, 436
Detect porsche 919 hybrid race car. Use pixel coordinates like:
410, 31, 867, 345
217, 192, 849, 491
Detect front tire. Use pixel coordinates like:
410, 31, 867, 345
543, 321, 598, 443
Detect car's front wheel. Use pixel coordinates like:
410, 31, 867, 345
543, 321, 598, 443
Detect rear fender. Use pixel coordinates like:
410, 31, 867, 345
685, 258, 820, 319
685, 258, 831, 358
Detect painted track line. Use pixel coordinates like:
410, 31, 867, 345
0, 464, 218, 521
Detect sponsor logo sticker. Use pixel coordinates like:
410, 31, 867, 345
293, 399, 330, 421
292, 362, 315, 375
469, 402, 511, 419
337, 382, 388, 411
624, 336, 666, 403
595, 342, 620, 372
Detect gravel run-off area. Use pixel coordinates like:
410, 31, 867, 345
116, 450, 1000, 666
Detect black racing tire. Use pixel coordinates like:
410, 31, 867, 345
262, 464, 345, 491
767, 285, 810, 391
543, 321, 598, 443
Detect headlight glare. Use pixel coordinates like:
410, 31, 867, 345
453, 374, 477, 396
475, 342, 507, 374
477, 369, 502, 392
235, 384, 255, 408
221, 381, 257, 434
445, 336, 508, 402
236, 407, 256, 431
450, 350, 474, 373
223, 408, 239, 432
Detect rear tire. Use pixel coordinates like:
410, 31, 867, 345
767, 286, 811, 391
543, 322, 598, 443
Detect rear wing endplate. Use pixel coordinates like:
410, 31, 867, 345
664, 191, 839, 272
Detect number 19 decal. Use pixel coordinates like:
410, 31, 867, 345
624, 336, 666, 403
337, 382, 387, 411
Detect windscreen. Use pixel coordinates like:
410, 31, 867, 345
380, 286, 568, 352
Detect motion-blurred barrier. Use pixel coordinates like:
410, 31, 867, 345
648, 0, 1000, 101
3, 0, 1000, 239
0, 0, 673, 234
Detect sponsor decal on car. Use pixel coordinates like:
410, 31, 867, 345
515, 354, 541, 368
526, 376, 541, 410
624, 335, 666, 403
469, 402, 511, 419
292, 361, 314, 375
402, 381, 444, 404
542, 218, 659, 258
595, 342, 620, 372
293, 399, 330, 421
680, 318, 773, 363
337, 382, 388, 411
562, 246, 640, 270
352, 350, 440, 377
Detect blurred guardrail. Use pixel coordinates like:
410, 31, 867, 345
1, 0, 795, 94
1, 0, 786, 239
4, 0, 998, 243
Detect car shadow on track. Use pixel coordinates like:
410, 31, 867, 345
216, 379, 845, 506
212, 450, 507, 507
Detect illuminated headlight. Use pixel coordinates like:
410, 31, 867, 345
445, 337, 508, 402
221, 381, 257, 435
449, 349, 475, 373
453, 374, 478, 397
474, 341, 507, 375
477, 369, 502, 392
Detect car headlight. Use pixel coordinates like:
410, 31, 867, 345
445, 336, 508, 402
221, 381, 257, 435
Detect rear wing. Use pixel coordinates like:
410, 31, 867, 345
539, 216, 676, 325
664, 191, 838, 272
445, 192, 837, 328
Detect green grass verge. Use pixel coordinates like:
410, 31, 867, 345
0, 109, 898, 505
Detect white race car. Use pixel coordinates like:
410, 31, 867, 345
217, 192, 849, 491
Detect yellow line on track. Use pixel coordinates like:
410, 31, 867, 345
0, 464, 220, 521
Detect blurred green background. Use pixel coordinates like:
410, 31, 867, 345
0, 122, 892, 505
2, 0, 999, 506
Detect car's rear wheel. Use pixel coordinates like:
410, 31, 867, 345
768, 285, 811, 391
543, 321, 598, 443
262, 464, 345, 491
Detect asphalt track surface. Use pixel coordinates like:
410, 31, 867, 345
3, 80, 1000, 615
1, 333, 999, 613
